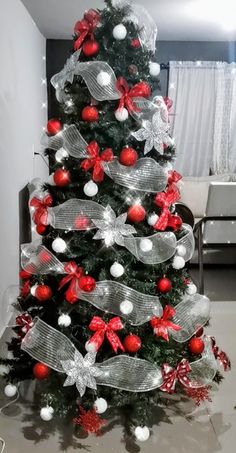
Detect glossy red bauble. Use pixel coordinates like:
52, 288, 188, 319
47, 119, 62, 136
81, 106, 99, 122
82, 40, 100, 57
195, 327, 204, 337
33, 362, 50, 380
136, 81, 151, 98
131, 38, 141, 48
74, 215, 91, 229
79, 276, 96, 292
19, 269, 32, 280
127, 205, 146, 223
156, 277, 172, 294
35, 285, 52, 302
36, 224, 47, 235
53, 168, 71, 187
38, 249, 52, 264
188, 337, 205, 355
119, 147, 138, 166
65, 288, 79, 304
123, 334, 141, 353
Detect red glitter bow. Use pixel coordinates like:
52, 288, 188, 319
153, 173, 182, 231
80, 141, 114, 182
74, 9, 100, 50
116, 77, 151, 113
88, 316, 125, 353
160, 359, 192, 393
167, 170, 182, 185
29, 194, 53, 226
58, 261, 84, 303
211, 337, 231, 371
16, 313, 34, 337
150, 305, 182, 341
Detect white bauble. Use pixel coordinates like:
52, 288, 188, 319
94, 398, 108, 414
149, 62, 160, 77
176, 245, 187, 257
83, 181, 98, 197
139, 238, 153, 252
85, 341, 97, 353
55, 147, 68, 162
113, 24, 127, 40
186, 283, 197, 295
172, 255, 185, 269
30, 284, 38, 296
40, 406, 54, 421
4, 384, 17, 398
110, 262, 124, 278
147, 213, 159, 226
134, 426, 150, 442
58, 313, 71, 327
52, 237, 67, 253
96, 71, 111, 87
120, 299, 133, 315
0, 365, 10, 376
115, 108, 129, 122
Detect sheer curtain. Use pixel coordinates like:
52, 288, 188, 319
169, 61, 236, 176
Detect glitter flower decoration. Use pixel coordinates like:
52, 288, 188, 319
132, 111, 174, 155
61, 349, 101, 396
92, 205, 137, 246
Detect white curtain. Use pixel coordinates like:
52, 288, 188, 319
169, 61, 236, 176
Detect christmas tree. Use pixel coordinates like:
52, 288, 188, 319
0, 0, 230, 444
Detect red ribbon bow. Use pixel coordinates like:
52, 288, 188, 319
116, 77, 151, 113
29, 194, 53, 226
88, 316, 125, 353
20, 280, 31, 298
211, 337, 231, 371
150, 305, 182, 341
153, 172, 182, 231
16, 313, 34, 337
80, 141, 114, 182
74, 9, 100, 51
167, 170, 182, 185
160, 359, 192, 393
58, 261, 84, 303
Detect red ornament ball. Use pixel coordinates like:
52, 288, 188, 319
74, 215, 91, 230
53, 168, 71, 187
119, 147, 138, 166
38, 249, 52, 264
65, 288, 79, 304
123, 334, 141, 353
127, 205, 146, 223
188, 337, 205, 355
131, 38, 141, 48
195, 327, 204, 337
36, 224, 47, 235
47, 119, 62, 136
35, 285, 52, 302
81, 106, 99, 122
33, 362, 50, 380
79, 276, 96, 292
156, 277, 172, 294
136, 81, 151, 98
82, 40, 100, 57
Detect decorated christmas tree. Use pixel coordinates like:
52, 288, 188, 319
0, 0, 230, 445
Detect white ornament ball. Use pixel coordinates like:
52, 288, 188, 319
172, 255, 185, 269
176, 245, 187, 257
96, 71, 111, 87
4, 384, 17, 398
139, 238, 153, 253
83, 180, 98, 197
94, 398, 108, 414
0, 365, 10, 376
55, 147, 68, 162
52, 237, 67, 253
186, 283, 197, 295
120, 299, 133, 315
134, 426, 150, 442
110, 262, 124, 278
30, 284, 38, 296
113, 24, 127, 40
149, 62, 160, 77
147, 213, 159, 226
40, 406, 54, 421
85, 341, 97, 353
115, 108, 129, 122
58, 313, 71, 327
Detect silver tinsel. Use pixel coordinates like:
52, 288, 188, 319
132, 111, 174, 155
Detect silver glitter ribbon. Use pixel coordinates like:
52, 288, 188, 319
41, 125, 88, 158
51, 50, 81, 102
47, 199, 106, 231
21, 319, 217, 393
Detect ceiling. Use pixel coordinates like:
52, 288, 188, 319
21, 0, 236, 41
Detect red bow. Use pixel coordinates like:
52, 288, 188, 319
116, 77, 150, 113
211, 337, 231, 371
29, 194, 53, 226
163, 96, 173, 112
87, 316, 125, 353
74, 9, 100, 50
153, 178, 182, 231
20, 280, 31, 298
167, 170, 182, 185
81, 141, 114, 182
160, 359, 192, 393
58, 261, 84, 303
150, 305, 182, 341
16, 313, 34, 337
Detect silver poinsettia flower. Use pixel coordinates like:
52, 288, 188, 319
92, 205, 137, 246
132, 110, 174, 155
61, 349, 101, 396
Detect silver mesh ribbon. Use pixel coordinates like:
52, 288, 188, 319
123, 231, 176, 264
41, 125, 88, 158
176, 224, 195, 262
22, 319, 217, 392
21, 241, 64, 275
51, 49, 81, 101
48, 199, 106, 230
75, 61, 120, 101
103, 158, 167, 192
